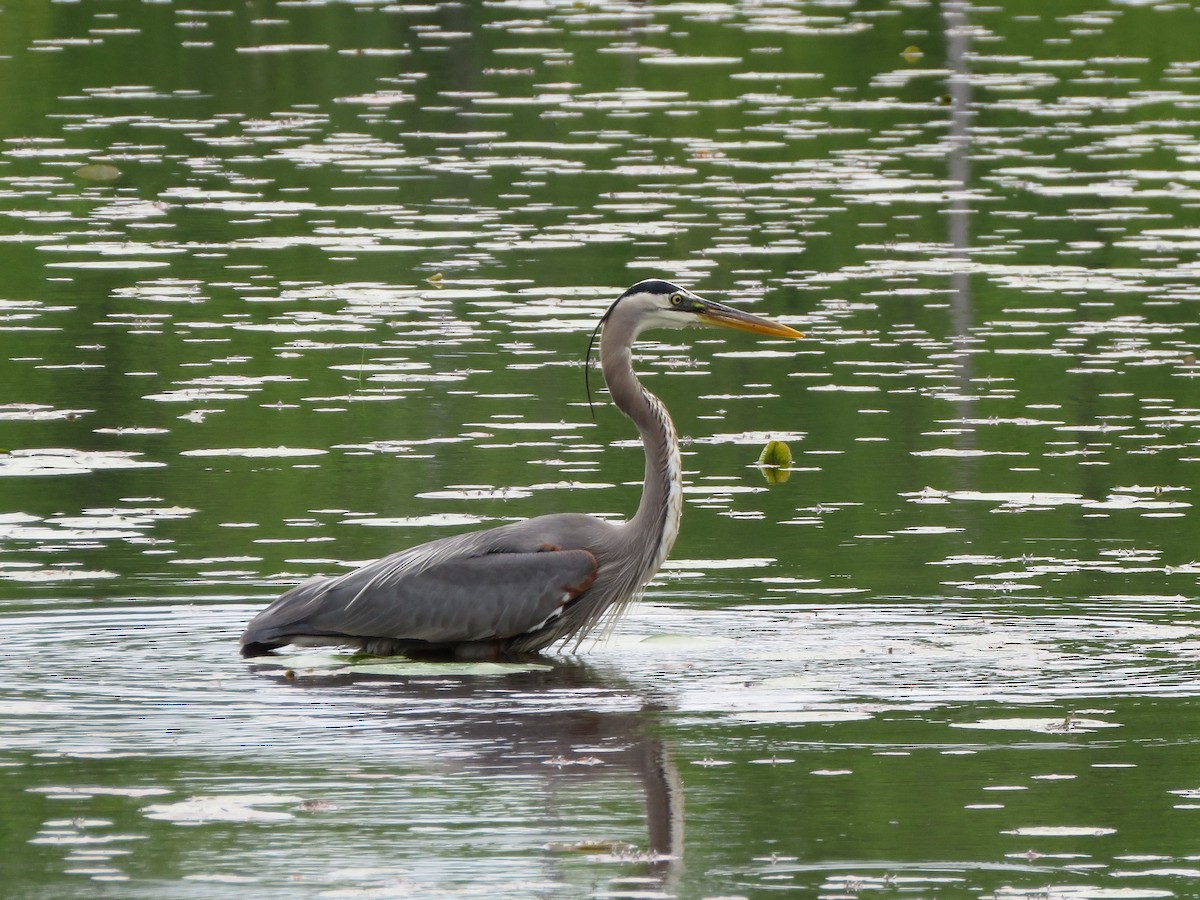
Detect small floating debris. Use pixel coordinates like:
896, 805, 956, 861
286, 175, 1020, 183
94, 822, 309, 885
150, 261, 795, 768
543, 755, 604, 768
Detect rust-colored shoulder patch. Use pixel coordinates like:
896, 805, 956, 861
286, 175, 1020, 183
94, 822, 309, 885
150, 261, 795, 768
562, 549, 599, 600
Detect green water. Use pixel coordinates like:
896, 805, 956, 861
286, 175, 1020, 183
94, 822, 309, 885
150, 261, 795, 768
1, 0, 1199, 897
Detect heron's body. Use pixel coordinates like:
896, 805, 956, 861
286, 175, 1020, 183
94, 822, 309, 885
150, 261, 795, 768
240, 280, 800, 658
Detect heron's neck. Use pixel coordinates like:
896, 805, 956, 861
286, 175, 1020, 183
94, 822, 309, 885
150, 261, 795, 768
601, 326, 683, 569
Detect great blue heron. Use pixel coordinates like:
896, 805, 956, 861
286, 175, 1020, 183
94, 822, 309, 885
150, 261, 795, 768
240, 279, 803, 658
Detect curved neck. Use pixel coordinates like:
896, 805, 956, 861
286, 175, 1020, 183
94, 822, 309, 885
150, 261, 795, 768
600, 313, 682, 562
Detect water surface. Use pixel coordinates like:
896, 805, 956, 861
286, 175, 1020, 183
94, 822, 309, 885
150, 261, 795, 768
2, 0, 1199, 897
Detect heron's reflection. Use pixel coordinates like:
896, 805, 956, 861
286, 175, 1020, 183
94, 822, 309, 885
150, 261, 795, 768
252, 658, 684, 873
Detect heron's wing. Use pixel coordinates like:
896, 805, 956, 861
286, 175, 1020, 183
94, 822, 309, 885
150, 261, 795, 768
241, 548, 598, 649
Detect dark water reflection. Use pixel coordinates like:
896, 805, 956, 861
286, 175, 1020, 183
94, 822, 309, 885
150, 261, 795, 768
270, 662, 685, 859
2, 0, 1200, 896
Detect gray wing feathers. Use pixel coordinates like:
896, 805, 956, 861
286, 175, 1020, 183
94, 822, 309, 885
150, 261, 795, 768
243, 548, 598, 648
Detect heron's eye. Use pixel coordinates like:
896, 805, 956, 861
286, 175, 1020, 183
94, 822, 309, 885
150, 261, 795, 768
669, 293, 684, 306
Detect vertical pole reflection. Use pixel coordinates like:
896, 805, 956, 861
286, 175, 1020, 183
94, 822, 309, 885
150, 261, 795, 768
638, 734, 685, 861
943, 0, 977, 452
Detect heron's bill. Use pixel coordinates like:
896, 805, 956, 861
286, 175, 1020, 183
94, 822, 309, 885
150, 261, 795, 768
698, 301, 805, 339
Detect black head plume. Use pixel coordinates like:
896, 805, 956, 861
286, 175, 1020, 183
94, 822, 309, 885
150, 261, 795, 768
584, 300, 617, 421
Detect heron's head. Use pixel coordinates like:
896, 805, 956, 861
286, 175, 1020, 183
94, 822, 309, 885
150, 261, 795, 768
607, 279, 804, 340
584, 279, 803, 414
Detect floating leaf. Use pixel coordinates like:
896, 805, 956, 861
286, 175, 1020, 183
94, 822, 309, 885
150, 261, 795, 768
758, 439, 793, 468
757, 439, 793, 483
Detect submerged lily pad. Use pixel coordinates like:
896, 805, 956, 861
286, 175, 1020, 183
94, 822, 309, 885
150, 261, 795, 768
246, 652, 358, 670
348, 660, 554, 677
74, 163, 121, 182
634, 633, 736, 648
248, 651, 552, 677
